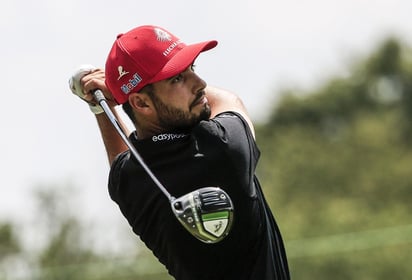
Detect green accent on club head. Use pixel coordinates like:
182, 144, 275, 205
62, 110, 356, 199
202, 211, 229, 221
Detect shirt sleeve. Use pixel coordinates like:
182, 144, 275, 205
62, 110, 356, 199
196, 111, 261, 196
108, 150, 130, 203
209, 111, 259, 160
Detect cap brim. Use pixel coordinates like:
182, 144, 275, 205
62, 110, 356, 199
149, 40, 218, 84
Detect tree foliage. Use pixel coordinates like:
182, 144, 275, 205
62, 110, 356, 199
0, 223, 19, 262
256, 37, 412, 279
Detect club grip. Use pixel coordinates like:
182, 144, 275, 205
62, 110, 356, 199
93, 89, 106, 103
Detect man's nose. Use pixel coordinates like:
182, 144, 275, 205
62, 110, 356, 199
190, 72, 206, 93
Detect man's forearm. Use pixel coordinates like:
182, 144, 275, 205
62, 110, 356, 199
206, 86, 255, 138
95, 108, 129, 165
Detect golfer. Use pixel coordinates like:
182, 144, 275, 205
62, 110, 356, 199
71, 25, 290, 280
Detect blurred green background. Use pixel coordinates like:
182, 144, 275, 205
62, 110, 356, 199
1, 38, 411, 279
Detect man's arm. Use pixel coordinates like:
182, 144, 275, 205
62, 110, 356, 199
206, 86, 255, 138
79, 69, 129, 165
95, 111, 129, 165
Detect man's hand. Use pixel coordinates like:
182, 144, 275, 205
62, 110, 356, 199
69, 65, 117, 114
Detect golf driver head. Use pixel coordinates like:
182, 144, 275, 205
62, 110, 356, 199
171, 187, 234, 243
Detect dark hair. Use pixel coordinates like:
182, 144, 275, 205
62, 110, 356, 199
121, 84, 155, 125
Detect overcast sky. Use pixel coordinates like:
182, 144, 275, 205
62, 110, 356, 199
1, 0, 412, 244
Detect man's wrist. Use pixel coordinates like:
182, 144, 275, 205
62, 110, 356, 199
89, 104, 104, 114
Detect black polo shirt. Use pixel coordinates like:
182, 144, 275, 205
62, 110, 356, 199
108, 112, 290, 280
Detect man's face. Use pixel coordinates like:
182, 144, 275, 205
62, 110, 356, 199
150, 64, 211, 130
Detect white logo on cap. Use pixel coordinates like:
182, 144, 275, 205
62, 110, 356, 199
154, 28, 172, 42
120, 73, 142, 95
117, 66, 129, 80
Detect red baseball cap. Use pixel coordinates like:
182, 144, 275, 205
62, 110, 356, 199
105, 25, 218, 104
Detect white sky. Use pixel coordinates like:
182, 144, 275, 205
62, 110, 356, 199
1, 0, 412, 245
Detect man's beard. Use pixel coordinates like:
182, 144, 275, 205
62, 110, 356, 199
151, 94, 211, 131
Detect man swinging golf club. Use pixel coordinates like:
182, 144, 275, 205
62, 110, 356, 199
69, 25, 290, 280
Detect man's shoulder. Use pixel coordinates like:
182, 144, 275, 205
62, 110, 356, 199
192, 112, 252, 150
198, 111, 249, 134
110, 149, 131, 172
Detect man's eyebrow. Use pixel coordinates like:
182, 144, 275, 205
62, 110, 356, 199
167, 71, 185, 82
167, 74, 179, 81
166, 65, 192, 81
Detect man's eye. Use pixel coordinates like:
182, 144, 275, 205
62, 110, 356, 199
172, 74, 183, 83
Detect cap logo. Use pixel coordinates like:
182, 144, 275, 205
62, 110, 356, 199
154, 28, 172, 42
120, 73, 143, 95
117, 66, 129, 80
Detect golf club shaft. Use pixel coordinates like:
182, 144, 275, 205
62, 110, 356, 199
93, 89, 174, 202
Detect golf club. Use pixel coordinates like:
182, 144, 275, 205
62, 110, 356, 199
69, 66, 234, 243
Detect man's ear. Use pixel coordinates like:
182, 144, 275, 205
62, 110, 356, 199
128, 93, 153, 114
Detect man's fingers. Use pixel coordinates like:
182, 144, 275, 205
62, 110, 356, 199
82, 70, 106, 97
